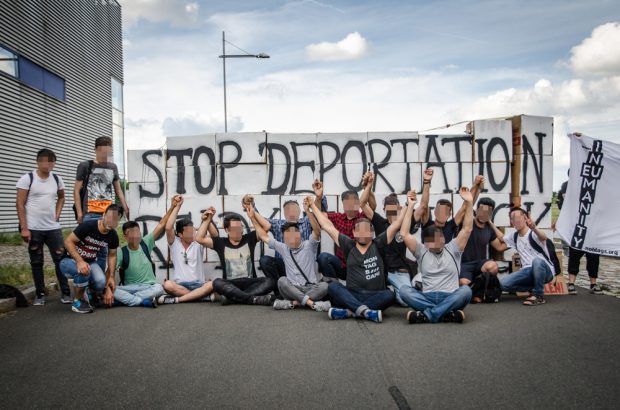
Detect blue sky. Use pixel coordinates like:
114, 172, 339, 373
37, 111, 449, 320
120, 0, 620, 188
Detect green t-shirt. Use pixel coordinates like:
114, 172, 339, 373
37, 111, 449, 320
116, 233, 156, 285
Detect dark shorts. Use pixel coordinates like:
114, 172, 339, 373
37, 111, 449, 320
459, 259, 491, 282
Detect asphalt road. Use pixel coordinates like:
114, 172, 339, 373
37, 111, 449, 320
1, 288, 619, 409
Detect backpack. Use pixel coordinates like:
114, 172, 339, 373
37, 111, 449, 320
471, 272, 502, 303
513, 231, 561, 276
17, 172, 61, 232
72, 160, 94, 220
119, 240, 155, 285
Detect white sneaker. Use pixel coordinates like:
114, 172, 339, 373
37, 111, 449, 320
312, 301, 331, 312
273, 299, 294, 310
33, 296, 45, 306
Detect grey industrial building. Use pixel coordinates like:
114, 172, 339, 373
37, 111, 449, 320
0, 0, 124, 232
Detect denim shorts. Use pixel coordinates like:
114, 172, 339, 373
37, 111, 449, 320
177, 280, 205, 291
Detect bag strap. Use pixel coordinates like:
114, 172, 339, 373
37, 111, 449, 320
513, 231, 519, 252
119, 245, 130, 285
445, 248, 460, 275
140, 239, 156, 274
289, 248, 312, 285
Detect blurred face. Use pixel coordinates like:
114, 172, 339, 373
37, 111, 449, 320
102, 210, 120, 230
226, 220, 244, 242
434, 203, 451, 224
178, 225, 195, 243
510, 211, 527, 230
283, 227, 302, 249
424, 232, 446, 254
353, 221, 374, 245
384, 204, 401, 223
283, 203, 301, 222
36, 157, 55, 174
123, 226, 142, 247
476, 204, 493, 224
95, 145, 113, 162
343, 197, 360, 219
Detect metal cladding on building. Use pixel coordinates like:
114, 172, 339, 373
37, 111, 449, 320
0, 0, 124, 232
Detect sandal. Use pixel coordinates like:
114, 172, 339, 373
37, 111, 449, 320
523, 295, 546, 306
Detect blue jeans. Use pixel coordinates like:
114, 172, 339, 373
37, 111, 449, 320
328, 282, 395, 317
318, 252, 347, 280
387, 271, 411, 307
114, 283, 164, 306
500, 257, 553, 296
400, 285, 472, 323
83, 213, 107, 272
60, 257, 106, 292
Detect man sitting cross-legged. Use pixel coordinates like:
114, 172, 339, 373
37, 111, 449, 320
195, 207, 275, 306
158, 196, 215, 304
309, 199, 401, 323
248, 196, 331, 312
113, 195, 182, 308
400, 188, 475, 324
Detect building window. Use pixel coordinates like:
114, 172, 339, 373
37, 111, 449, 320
112, 77, 125, 177
18, 56, 66, 101
0, 46, 18, 77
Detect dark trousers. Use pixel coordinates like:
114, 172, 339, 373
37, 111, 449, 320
568, 248, 600, 279
317, 252, 347, 280
328, 282, 395, 316
212, 277, 275, 304
28, 229, 70, 297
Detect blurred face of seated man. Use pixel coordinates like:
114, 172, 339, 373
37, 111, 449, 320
102, 206, 121, 231
342, 191, 360, 220
283, 201, 301, 223
282, 224, 302, 249
433, 200, 452, 226
509, 208, 528, 231
424, 226, 446, 254
176, 220, 195, 245
122, 222, 142, 248
383, 194, 401, 224
353, 219, 374, 246
225, 218, 244, 243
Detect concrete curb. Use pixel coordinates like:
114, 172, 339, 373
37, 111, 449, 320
0, 282, 62, 313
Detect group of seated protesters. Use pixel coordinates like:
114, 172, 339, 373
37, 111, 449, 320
56, 168, 562, 322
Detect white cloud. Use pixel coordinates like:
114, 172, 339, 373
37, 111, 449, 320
162, 114, 243, 136
570, 21, 620, 76
121, 0, 200, 26
305, 32, 369, 61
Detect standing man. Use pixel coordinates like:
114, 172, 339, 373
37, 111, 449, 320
16, 148, 72, 305
73, 136, 129, 272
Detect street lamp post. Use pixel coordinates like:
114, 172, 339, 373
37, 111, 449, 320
219, 31, 269, 133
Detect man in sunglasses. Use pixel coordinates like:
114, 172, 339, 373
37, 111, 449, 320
158, 196, 216, 304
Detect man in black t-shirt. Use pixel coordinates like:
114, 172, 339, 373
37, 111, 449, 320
459, 197, 508, 290
309, 200, 402, 323
60, 204, 121, 314
196, 209, 275, 306
359, 170, 428, 306
420, 174, 485, 244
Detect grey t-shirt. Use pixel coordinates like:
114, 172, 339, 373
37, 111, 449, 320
76, 161, 119, 214
339, 233, 388, 291
414, 239, 463, 293
269, 237, 320, 286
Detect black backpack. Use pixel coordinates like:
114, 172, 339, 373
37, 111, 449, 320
513, 231, 561, 276
119, 240, 155, 285
72, 160, 94, 220
471, 272, 502, 303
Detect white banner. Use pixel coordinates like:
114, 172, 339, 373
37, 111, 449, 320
557, 134, 620, 257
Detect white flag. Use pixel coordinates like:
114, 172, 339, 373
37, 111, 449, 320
556, 134, 620, 257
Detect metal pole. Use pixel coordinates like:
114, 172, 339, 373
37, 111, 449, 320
222, 31, 227, 133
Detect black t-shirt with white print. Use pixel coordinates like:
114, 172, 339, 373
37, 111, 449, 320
70, 220, 119, 263
338, 233, 388, 291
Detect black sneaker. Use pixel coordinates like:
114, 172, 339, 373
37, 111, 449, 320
253, 294, 275, 306
406, 310, 428, 324
157, 295, 178, 304
590, 284, 603, 295
220, 295, 232, 306
71, 299, 93, 314
568, 283, 577, 295
442, 310, 465, 323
